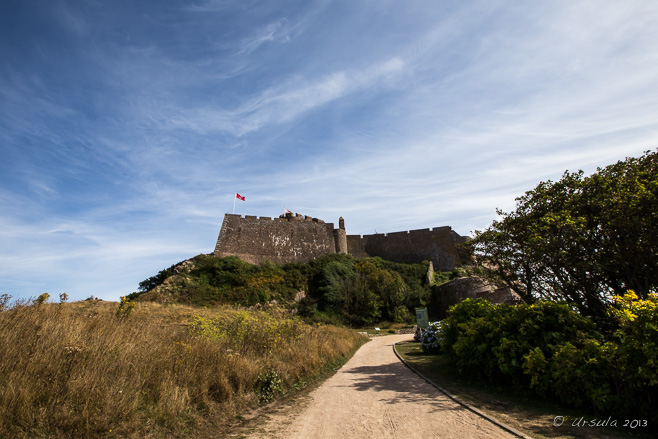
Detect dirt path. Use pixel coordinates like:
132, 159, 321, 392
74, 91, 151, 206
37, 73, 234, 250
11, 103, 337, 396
235, 334, 516, 438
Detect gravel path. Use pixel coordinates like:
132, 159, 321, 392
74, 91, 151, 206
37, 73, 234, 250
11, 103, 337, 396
240, 334, 515, 438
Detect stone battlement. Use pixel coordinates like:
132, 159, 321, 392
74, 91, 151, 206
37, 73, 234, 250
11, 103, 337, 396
223, 213, 327, 224
214, 212, 338, 265
346, 225, 466, 271
214, 212, 467, 270
279, 212, 326, 223
347, 226, 453, 239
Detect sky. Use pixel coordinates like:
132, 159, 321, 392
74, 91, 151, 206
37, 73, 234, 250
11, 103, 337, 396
1, 0, 657, 302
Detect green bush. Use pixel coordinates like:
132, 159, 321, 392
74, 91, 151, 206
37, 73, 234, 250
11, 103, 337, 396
438, 294, 658, 429
442, 299, 599, 382
256, 370, 283, 402
521, 292, 658, 421
528, 339, 614, 410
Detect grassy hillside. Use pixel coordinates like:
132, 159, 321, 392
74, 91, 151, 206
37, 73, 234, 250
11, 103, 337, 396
0, 298, 365, 438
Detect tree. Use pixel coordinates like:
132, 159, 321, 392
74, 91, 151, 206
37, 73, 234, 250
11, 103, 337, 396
469, 150, 658, 319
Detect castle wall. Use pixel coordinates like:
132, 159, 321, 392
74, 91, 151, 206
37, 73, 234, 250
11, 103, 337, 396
214, 213, 468, 270
214, 214, 338, 264
346, 227, 467, 271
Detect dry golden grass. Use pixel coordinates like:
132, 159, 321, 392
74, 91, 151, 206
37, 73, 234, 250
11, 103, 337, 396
0, 299, 365, 438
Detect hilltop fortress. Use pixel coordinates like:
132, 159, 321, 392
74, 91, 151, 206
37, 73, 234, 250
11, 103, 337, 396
214, 212, 468, 271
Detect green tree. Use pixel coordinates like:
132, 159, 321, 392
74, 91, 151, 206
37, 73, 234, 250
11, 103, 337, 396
354, 259, 409, 322
470, 150, 658, 318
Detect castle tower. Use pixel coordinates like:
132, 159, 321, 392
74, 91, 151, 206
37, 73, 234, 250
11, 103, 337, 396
333, 216, 348, 253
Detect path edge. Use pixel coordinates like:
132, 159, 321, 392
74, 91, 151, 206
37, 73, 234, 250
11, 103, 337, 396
393, 341, 533, 439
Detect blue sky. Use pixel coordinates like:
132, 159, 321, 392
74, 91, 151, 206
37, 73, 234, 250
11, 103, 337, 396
2, 0, 657, 302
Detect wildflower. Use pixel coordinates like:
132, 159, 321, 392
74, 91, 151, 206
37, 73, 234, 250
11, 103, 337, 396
64, 346, 83, 355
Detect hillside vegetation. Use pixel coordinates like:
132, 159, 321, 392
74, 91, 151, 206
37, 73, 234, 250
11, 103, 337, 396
0, 298, 365, 439
131, 253, 441, 326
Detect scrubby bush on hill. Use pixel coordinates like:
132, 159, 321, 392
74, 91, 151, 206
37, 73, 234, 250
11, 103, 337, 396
133, 255, 305, 307
438, 293, 658, 428
137, 262, 178, 293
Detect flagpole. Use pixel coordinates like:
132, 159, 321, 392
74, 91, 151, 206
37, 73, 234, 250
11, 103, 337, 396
232, 193, 236, 214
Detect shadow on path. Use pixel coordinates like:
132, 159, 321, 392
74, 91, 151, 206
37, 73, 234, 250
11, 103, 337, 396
340, 358, 468, 413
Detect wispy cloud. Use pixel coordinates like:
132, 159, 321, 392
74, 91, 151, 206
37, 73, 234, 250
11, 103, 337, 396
1, 1, 657, 301
236, 19, 291, 55
166, 57, 405, 137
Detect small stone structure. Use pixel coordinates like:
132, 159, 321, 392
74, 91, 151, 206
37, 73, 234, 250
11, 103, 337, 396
427, 277, 523, 320
214, 212, 468, 271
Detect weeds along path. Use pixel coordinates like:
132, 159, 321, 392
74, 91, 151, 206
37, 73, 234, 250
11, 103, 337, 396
234, 334, 513, 439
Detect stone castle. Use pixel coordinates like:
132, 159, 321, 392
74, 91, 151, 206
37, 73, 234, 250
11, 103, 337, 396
214, 212, 468, 271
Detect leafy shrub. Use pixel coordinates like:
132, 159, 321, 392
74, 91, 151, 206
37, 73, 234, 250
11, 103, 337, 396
525, 339, 614, 410
256, 370, 283, 402
432, 271, 452, 286
380, 259, 431, 306
438, 294, 658, 430
304, 255, 427, 326
115, 296, 135, 318
35, 293, 50, 307
521, 292, 658, 420
609, 291, 658, 387
441, 299, 598, 382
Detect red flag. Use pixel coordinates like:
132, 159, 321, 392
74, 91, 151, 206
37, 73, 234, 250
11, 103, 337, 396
236, 193, 245, 201
284, 207, 292, 213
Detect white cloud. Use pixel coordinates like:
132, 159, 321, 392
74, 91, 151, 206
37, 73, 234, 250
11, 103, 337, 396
166, 57, 406, 136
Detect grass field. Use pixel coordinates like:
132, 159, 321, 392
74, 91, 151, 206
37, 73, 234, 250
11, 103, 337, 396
0, 299, 366, 439
395, 341, 653, 439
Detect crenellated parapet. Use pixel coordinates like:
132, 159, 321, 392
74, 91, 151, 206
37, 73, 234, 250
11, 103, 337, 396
214, 213, 337, 264
213, 213, 467, 269
346, 227, 467, 271
278, 212, 326, 223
